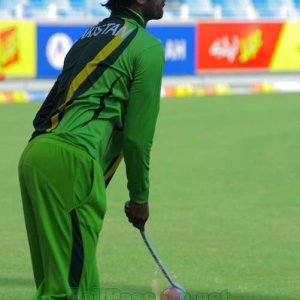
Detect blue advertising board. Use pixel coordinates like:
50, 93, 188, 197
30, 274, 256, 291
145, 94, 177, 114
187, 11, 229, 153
37, 24, 195, 77
148, 25, 195, 75
37, 25, 89, 77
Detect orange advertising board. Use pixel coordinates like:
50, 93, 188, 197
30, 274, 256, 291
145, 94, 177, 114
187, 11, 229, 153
0, 21, 36, 77
196, 22, 283, 71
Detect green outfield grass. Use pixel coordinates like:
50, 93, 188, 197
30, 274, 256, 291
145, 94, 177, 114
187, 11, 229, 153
1, 93, 300, 300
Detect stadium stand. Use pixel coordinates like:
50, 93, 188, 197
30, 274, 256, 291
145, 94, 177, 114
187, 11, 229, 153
0, 0, 13, 18
252, 0, 298, 18
2, 0, 110, 19
0, 0, 299, 19
26, 0, 53, 17
173, 0, 299, 19
211, 0, 257, 19
187, 0, 215, 17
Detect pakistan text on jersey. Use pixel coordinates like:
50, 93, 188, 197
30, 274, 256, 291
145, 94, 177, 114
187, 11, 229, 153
81, 23, 134, 39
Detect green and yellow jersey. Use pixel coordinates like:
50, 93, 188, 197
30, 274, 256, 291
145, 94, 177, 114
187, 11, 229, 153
31, 8, 165, 204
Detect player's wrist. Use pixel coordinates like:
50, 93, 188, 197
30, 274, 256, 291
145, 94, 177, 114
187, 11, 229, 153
129, 190, 149, 204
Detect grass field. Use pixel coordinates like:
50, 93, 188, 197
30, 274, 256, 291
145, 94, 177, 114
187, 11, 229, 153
1, 93, 300, 300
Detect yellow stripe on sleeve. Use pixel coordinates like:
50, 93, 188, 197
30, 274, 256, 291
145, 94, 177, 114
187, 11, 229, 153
104, 153, 123, 182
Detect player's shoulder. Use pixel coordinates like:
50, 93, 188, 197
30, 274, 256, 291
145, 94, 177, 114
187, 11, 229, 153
134, 25, 163, 52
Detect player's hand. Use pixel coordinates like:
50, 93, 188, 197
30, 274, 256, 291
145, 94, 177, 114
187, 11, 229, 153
124, 200, 149, 230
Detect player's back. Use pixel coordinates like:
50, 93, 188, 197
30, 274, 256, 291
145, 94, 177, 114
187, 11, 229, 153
32, 8, 164, 171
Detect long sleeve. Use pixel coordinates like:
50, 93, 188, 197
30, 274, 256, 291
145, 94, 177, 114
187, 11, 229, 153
33, 78, 61, 129
123, 44, 165, 203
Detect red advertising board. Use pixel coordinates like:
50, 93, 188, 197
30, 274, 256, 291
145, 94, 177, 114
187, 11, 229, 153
196, 22, 283, 71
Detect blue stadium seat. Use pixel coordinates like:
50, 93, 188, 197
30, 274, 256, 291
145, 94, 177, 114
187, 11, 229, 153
294, 0, 300, 9
20, 0, 58, 18
0, 0, 12, 18
88, 6, 109, 18
0, 0, 9, 14
69, 0, 85, 10
252, 0, 275, 17
163, 0, 186, 18
27, 0, 50, 9
187, 0, 214, 17
2, 0, 298, 19
252, 0, 293, 18
211, 0, 255, 18
67, 0, 87, 17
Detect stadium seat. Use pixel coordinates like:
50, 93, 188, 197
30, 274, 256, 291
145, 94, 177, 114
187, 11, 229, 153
294, 0, 300, 9
186, 0, 214, 17
252, 0, 298, 18
163, 0, 187, 18
0, 0, 6, 10
85, 0, 110, 18
52, 0, 108, 18
69, 0, 85, 12
27, 0, 51, 10
0, 0, 12, 18
64, 0, 87, 17
211, 0, 256, 19
23, 0, 53, 18
2, 0, 299, 19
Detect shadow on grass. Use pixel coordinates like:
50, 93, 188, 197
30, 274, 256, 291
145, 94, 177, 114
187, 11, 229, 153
177, 289, 298, 300
1, 280, 296, 300
227, 294, 298, 300
0, 276, 34, 287
101, 283, 158, 292
101, 284, 298, 300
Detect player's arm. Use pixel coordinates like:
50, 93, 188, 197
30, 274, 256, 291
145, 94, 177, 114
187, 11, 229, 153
33, 76, 63, 129
123, 43, 165, 205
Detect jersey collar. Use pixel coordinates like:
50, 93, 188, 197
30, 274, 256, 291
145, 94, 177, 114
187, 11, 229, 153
111, 8, 146, 28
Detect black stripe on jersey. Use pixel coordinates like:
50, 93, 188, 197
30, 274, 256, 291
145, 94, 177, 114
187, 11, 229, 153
81, 75, 122, 127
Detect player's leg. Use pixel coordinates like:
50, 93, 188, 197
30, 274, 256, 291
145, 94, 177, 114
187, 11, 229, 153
73, 159, 106, 299
20, 161, 74, 299
19, 136, 106, 299
18, 151, 44, 288
19, 141, 73, 297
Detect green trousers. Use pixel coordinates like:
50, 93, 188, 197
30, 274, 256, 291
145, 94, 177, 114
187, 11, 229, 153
18, 134, 106, 299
